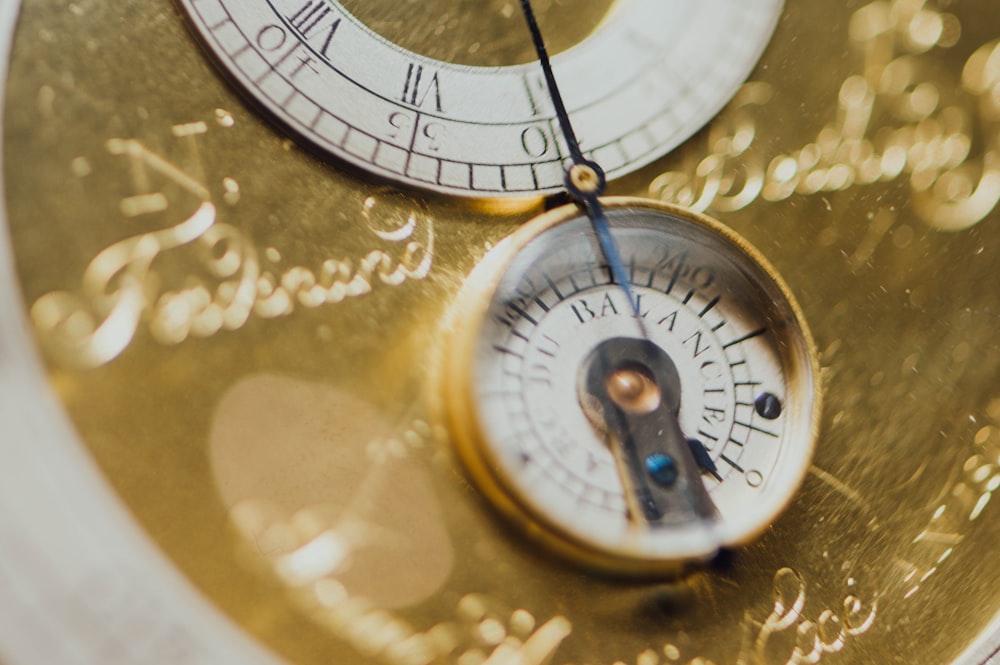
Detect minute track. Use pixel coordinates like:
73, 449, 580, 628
181, 0, 784, 196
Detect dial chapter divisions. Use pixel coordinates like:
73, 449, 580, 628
450, 202, 818, 570
180, 0, 783, 196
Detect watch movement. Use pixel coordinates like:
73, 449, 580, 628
1, 1, 1000, 665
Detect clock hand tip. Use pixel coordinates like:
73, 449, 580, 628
518, 0, 645, 334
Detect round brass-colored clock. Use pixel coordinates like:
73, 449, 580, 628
2, 1, 1000, 665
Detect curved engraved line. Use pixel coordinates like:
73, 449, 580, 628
370, 212, 416, 242
913, 163, 1000, 232
83, 201, 216, 296
45, 278, 146, 370
32, 202, 217, 369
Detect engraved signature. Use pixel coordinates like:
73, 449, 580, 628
227, 413, 572, 665
30, 131, 434, 369
649, 0, 1000, 233
893, 420, 1000, 600
736, 568, 877, 665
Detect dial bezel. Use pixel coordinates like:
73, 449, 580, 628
444, 197, 822, 574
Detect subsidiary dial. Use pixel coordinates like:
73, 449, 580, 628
179, 0, 782, 196
445, 199, 820, 573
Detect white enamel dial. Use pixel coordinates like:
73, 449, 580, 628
179, 0, 783, 196
447, 200, 819, 571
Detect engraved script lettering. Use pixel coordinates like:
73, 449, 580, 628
736, 568, 877, 665
894, 420, 1000, 599
30, 127, 434, 368
232, 490, 571, 665
650, 0, 1000, 232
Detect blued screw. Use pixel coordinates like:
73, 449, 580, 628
645, 453, 678, 487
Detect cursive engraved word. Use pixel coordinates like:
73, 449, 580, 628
232, 499, 571, 665
300, 574, 572, 665
893, 416, 1000, 600
31, 132, 433, 368
650, 0, 1000, 232
735, 567, 878, 665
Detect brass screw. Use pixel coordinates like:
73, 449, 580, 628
568, 163, 602, 195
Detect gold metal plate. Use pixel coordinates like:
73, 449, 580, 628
1, 1, 999, 664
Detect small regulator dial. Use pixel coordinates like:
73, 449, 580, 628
445, 199, 820, 574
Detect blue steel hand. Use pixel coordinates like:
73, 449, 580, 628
518, 0, 645, 331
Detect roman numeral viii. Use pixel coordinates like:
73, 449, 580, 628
288, 1, 341, 58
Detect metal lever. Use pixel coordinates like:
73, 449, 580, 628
582, 337, 719, 526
